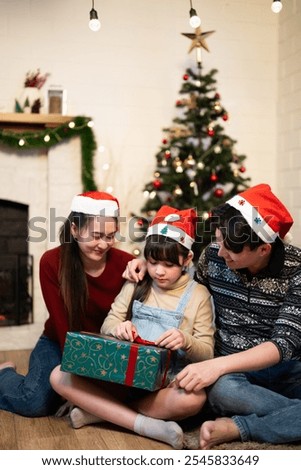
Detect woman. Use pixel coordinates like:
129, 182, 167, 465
0, 191, 134, 417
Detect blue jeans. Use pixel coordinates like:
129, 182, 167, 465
0, 335, 62, 417
207, 360, 301, 443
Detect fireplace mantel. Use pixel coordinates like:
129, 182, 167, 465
0, 112, 75, 131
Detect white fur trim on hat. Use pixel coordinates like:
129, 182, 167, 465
227, 194, 277, 243
71, 195, 119, 216
146, 223, 194, 250
282, 232, 293, 244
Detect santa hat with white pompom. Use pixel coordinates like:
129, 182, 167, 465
146, 205, 197, 250
71, 191, 119, 217
226, 184, 294, 244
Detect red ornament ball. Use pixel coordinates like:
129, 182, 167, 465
207, 128, 215, 137
215, 93, 220, 99
210, 173, 218, 182
153, 179, 162, 189
239, 166, 246, 173
162, 138, 168, 145
183, 74, 189, 81
214, 188, 224, 198
176, 100, 182, 106
222, 114, 229, 121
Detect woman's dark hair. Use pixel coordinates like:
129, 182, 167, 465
210, 204, 266, 253
58, 212, 90, 331
126, 235, 190, 320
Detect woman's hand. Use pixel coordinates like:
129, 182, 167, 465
122, 259, 147, 282
113, 321, 138, 342
155, 328, 185, 350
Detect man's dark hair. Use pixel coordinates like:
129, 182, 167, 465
209, 203, 266, 253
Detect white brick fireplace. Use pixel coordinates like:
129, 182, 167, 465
0, 113, 82, 350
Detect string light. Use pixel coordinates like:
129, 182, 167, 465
271, 0, 283, 13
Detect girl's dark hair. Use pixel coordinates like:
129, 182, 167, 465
126, 235, 190, 320
210, 204, 265, 253
58, 212, 90, 331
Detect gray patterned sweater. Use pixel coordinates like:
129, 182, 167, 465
194, 242, 301, 361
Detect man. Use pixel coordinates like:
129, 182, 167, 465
125, 184, 301, 448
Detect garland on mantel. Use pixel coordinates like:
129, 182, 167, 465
0, 115, 97, 191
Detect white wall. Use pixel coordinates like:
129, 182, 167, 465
0, 0, 299, 349
277, 0, 301, 245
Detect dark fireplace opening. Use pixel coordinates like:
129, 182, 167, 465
0, 200, 33, 326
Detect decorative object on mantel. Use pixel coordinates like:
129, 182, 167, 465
47, 85, 67, 115
15, 69, 50, 114
0, 115, 97, 191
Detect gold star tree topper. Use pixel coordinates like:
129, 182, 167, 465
182, 26, 215, 62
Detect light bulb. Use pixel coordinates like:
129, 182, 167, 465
89, 8, 101, 31
189, 8, 201, 28
271, 0, 282, 13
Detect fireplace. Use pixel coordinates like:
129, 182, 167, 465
0, 199, 33, 326
0, 113, 82, 338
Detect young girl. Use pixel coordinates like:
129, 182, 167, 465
50, 205, 215, 449
0, 191, 134, 417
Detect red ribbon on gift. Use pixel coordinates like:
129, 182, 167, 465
124, 335, 172, 388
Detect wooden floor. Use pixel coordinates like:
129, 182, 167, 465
2, 350, 301, 452
0, 349, 171, 450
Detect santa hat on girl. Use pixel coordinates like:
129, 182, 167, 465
146, 205, 197, 250
71, 191, 119, 217
226, 184, 293, 243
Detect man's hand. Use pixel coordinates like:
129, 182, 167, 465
122, 258, 147, 282
175, 359, 223, 392
155, 328, 185, 350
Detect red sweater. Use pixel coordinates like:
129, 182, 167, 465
40, 246, 134, 350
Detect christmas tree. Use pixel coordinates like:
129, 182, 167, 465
131, 27, 251, 258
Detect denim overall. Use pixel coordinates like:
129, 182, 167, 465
131, 279, 196, 380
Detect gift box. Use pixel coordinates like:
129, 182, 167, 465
61, 332, 172, 391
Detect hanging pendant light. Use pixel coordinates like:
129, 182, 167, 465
271, 0, 283, 13
89, 0, 101, 31
189, 1, 201, 28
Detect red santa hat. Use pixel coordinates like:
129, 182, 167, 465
146, 205, 197, 250
226, 184, 293, 243
71, 191, 119, 217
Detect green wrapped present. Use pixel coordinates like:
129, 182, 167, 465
61, 332, 172, 391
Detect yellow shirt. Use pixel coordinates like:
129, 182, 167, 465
101, 273, 215, 363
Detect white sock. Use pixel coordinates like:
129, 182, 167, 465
134, 414, 183, 449
69, 407, 104, 429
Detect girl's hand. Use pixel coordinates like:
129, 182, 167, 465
113, 321, 138, 342
155, 328, 185, 350
122, 259, 147, 282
